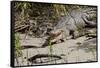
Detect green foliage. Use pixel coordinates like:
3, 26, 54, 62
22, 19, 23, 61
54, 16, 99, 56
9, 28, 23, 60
15, 2, 32, 11
48, 39, 52, 54
15, 33, 22, 57
48, 39, 53, 62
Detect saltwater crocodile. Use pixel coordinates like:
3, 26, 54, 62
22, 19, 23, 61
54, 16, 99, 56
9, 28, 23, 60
48, 7, 97, 43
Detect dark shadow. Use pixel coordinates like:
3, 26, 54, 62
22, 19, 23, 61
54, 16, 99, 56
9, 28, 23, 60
21, 45, 41, 50
28, 54, 62, 64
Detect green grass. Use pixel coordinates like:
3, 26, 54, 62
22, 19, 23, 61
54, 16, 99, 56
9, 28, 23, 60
48, 39, 53, 63
15, 33, 22, 57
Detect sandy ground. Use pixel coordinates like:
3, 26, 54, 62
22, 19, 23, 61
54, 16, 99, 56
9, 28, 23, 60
14, 34, 97, 66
